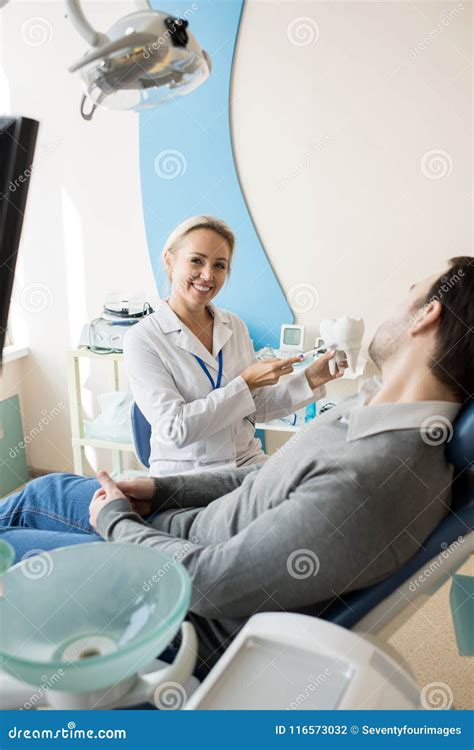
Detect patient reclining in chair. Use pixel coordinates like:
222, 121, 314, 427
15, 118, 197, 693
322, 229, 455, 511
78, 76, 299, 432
2, 257, 472, 672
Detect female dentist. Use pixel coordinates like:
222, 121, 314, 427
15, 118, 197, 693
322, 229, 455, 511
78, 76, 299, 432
125, 215, 345, 476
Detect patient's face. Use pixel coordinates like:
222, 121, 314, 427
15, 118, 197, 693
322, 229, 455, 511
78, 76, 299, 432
368, 266, 448, 369
169, 228, 231, 308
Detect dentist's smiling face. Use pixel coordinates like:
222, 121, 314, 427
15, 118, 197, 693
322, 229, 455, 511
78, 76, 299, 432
166, 228, 231, 309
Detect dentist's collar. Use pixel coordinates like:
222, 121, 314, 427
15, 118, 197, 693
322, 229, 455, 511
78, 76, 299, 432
156, 299, 230, 334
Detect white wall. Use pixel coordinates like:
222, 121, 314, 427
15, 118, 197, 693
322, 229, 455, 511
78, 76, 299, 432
1, 1, 158, 472
0, 0, 471, 473
232, 0, 471, 350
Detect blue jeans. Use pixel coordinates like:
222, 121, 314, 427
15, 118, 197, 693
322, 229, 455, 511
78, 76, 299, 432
0, 473, 104, 562
0, 472, 205, 682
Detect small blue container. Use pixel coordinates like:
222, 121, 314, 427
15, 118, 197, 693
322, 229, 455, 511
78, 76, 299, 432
305, 402, 317, 422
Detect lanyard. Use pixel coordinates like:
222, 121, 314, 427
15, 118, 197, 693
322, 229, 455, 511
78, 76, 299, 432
194, 350, 223, 390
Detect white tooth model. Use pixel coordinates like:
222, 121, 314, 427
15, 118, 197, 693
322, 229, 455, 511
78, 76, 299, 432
320, 317, 365, 375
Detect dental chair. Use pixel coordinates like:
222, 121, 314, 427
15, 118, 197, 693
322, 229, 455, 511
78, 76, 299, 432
319, 400, 474, 639
131, 402, 152, 469
132, 399, 474, 639
127, 399, 473, 709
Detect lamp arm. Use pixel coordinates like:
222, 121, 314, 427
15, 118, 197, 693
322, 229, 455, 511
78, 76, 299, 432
68, 31, 160, 73
65, 0, 108, 47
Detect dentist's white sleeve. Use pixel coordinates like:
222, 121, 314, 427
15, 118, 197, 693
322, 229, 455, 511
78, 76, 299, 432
238, 320, 325, 422
124, 333, 256, 448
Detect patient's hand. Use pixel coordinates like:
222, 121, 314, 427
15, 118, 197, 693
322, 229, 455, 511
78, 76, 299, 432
115, 477, 155, 518
90, 473, 155, 531
89, 471, 129, 529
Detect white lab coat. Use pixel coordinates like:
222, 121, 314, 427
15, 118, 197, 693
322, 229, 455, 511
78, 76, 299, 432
123, 300, 325, 476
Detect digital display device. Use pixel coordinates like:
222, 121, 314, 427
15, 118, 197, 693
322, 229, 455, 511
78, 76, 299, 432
280, 324, 305, 352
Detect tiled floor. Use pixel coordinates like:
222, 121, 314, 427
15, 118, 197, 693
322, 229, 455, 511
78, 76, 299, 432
389, 556, 473, 710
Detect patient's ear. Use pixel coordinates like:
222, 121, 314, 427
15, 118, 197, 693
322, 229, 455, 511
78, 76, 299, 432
409, 298, 442, 337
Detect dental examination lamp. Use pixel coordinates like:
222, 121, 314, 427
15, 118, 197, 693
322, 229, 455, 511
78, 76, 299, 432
66, 0, 212, 120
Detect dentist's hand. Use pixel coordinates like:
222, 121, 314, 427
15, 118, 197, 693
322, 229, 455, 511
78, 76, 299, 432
305, 350, 347, 390
241, 356, 302, 389
89, 471, 129, 530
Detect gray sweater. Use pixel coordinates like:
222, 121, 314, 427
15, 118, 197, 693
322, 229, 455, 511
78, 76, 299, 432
96, 396, 461, 670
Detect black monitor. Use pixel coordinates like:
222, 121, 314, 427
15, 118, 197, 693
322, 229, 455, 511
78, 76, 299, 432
0, 116, 39, 363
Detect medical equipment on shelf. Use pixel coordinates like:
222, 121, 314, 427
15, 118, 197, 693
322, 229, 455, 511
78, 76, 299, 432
66, 0, 212, 120
320, 317, 365, 375
83, 391, 134, 443
79, 294, 153, 353
185, 612, 422, 710
319, 401, 336, 413
0, 543, 199, 710
255, 346, 278, 361
280, 324, 305, 353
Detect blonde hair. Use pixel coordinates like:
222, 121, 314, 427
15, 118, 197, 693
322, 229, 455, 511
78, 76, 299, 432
162, 215, 235, 280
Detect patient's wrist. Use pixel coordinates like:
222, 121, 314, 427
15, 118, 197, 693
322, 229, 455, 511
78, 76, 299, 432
152, 478, 161, 504
151, 476, 177, 512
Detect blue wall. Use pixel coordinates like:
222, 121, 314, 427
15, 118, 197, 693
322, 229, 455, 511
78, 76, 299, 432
139, 0, 293, 349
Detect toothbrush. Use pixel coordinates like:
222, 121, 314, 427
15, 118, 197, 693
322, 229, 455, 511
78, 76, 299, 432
297, 347, 322, 360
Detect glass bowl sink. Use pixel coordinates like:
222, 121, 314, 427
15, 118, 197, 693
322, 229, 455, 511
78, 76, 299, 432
0, 543, 191, 692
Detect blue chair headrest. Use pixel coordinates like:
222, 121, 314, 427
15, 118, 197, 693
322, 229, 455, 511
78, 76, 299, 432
447, 401, 474, 471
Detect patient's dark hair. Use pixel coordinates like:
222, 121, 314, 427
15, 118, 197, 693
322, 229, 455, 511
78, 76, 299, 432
422, 256, 474, 401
